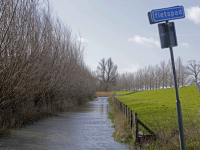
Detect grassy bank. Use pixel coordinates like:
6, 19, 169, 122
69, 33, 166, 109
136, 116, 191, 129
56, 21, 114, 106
107, 98, 134, 146
114, 85, 200, 149
116, 85, 200, 132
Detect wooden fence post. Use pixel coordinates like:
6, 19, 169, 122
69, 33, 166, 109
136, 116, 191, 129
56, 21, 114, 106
129, 108, 131, 125
125, 105, 127, 119
122, 103, 123, 114
131, 110, 133, 129
127, 107, 129, 124
117, 99, 119, 108
127, 107, 129, 121
124, 104, 125, 115
134, 113, 138, 143
120, 102, 122, 111
125, 105, 126, 118
128, 107, 130, 124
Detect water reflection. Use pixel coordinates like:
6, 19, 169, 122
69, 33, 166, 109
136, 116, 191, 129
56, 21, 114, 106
0, 97, 132, 150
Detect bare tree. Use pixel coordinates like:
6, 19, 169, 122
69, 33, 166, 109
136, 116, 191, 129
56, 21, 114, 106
143, 66, 149, 90
187, 60, 200, 84
0, 0, 97, 132
96, 58, 118, 91
176, 57, 190, 87
154, 64, 161, 89
168, 60, 174, 88
148, 65, 155, 90
160, 60, 168, 89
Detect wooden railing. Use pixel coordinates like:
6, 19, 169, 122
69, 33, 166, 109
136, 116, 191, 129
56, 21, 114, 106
110, 95, 156, 143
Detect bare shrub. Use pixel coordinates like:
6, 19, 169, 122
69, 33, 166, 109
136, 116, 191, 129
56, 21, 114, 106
0, 0, 97, 132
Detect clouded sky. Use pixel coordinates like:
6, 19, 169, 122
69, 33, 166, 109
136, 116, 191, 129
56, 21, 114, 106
50, 0, 200, 73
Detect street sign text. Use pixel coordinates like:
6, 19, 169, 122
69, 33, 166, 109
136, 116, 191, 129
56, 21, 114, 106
148, 6, 185, 24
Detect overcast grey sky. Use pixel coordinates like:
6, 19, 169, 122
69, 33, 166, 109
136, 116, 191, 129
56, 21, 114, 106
50, 0, 200, 73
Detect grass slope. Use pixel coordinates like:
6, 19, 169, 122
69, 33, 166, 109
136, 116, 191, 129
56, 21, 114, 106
116, 85, 200, 132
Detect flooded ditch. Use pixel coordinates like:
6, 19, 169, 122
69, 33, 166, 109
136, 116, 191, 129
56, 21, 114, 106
0, 97, 132, 150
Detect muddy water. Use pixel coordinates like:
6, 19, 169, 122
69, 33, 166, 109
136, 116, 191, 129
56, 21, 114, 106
0, 97, 132, 150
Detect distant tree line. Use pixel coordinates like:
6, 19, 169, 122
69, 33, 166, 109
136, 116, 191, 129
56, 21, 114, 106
114, 57, 200, 91
0, 0, 96, 132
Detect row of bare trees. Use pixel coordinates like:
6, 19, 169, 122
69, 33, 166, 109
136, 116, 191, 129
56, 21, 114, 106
95, 57, 200, 92
115, 57, 197, 91
0, 0, 97, 132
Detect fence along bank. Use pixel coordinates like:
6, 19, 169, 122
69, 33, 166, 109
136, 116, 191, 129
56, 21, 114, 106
109, 95, 156, 144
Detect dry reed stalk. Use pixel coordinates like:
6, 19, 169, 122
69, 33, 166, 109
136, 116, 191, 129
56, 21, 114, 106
95, 92, 113, 97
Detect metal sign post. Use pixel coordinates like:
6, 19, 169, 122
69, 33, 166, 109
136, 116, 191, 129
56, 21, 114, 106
166, 21, 185, 150
148, 6, 185, 150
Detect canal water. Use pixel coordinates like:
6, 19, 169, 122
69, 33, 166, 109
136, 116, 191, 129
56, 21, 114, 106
0, 97, 132, 150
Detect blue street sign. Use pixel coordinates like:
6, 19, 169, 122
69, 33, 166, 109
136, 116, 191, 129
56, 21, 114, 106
148, 6, 186, 149
148, 6, 185, 24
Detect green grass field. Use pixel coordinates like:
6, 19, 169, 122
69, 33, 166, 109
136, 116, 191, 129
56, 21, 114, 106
115, 85, 200, 132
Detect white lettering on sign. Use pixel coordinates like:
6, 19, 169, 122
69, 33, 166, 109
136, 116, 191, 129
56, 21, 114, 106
148, 6, 185, 24
154, 9, 182, 19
